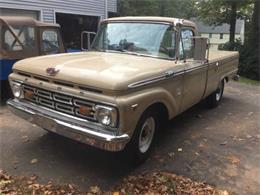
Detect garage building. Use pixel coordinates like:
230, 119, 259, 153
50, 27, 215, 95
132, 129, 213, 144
0, 0, 118, 50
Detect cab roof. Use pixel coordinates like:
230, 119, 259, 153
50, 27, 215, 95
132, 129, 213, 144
103, 16, 197, 28
0, 16, 60, 28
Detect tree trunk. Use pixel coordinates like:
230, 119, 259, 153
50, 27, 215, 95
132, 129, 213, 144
249, 0, 259, 47
229, 2, 237, 44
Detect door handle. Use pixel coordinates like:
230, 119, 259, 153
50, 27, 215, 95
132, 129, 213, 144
165, 70, 175, 78
215, 62, 219, 70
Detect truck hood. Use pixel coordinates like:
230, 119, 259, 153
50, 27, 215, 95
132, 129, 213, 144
13, 51, 176, 91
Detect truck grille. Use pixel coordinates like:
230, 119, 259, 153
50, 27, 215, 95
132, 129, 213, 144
22, 84, 96, 121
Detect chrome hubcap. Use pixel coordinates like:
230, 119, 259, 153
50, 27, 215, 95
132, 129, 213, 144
216, 83, 223, 101
138, 117, 155, 153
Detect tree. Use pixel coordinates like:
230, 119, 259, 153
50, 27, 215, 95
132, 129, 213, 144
197, 0, 251, 44
239, 0, 260, 80
118, 0, 198, 19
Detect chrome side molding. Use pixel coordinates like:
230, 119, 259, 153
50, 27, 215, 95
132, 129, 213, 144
128, 70, 184, 89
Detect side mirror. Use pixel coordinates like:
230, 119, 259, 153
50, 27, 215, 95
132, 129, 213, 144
81, 31, 96, 51
193, 37, 209, 61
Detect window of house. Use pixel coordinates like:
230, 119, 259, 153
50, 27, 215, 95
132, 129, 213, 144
42, 30, 60, 54
220, 33, 223, 39
180, 28, 194, 59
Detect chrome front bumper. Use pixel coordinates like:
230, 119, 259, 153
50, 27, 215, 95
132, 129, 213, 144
7, 99, 130, 151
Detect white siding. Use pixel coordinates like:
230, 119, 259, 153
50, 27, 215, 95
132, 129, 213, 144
42, 9, 55, 23
107, 0, 117, 13
0, 0, 117, 22
201, 33, 242, 50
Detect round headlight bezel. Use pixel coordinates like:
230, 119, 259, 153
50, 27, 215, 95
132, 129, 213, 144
95, 105, 118, 128
10, 81, 23, 98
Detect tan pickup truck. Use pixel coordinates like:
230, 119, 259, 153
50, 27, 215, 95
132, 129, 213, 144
7, 17, 239, 163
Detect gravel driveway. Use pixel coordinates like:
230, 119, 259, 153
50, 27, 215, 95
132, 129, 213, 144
0, 81, 259, 195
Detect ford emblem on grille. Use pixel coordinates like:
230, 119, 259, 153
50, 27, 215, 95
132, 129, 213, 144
46, 67, 60, 76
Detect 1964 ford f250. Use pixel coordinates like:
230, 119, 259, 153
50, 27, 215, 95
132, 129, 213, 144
7, 17, 239, 163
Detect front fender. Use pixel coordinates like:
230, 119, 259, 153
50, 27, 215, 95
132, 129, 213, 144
116, 87, 179, 136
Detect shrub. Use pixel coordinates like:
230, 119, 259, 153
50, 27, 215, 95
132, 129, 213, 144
218, 39, 260, 81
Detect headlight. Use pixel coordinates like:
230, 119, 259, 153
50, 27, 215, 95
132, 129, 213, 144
10, 81, 23, 98
95, 105, 118, 128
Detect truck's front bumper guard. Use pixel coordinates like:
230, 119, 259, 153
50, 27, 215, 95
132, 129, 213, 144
7, 99, 130, 152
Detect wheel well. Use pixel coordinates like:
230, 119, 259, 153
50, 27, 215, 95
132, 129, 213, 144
224, 77, 229, 83
145, 102, 169, 122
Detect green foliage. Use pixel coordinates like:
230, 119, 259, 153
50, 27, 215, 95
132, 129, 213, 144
196, 0, 252, 25
118, 0, 198, 19
239, 76, 260, 86
218, 39, 243, 51
219, 38, 259, 81
240, 0, 260, 81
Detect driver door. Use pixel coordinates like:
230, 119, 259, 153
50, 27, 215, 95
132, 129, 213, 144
180, 28, 208, 112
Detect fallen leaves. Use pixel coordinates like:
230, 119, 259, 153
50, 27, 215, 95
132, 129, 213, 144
89, 185, 101, 194
30, 159, 38, 164
226, 154, 240, 165
113, 171, 222, 195
247, 112, 253, 116
0, 170, 228, 195
21, 135, 29, 143
220, 141, 228, 146
224, 164, 239, 177
0, 170, 81, 195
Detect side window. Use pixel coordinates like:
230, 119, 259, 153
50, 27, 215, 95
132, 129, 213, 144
3, 26, 35, 51
159, 28, 176, 58
181, 29, 194, 59
179, 38, 184, 60
42, 30, 60, 54
4, 30, 19, 50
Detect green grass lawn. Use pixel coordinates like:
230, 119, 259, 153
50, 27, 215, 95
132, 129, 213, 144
238, 76, 260, 86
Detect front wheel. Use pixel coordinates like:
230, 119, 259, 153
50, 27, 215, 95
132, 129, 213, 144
207, 80, 224, 108
125, 110, 158, 164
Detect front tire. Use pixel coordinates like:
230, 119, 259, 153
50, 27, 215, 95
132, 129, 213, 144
125, 109, 158, 164
207, 80, 224, 108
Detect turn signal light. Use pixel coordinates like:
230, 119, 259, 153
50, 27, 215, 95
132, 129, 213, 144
79, 106, 91, 116
24, 91, 34, 99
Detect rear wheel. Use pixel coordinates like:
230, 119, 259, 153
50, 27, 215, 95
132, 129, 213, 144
207, 80, 224, 108
125, 109, 158, 164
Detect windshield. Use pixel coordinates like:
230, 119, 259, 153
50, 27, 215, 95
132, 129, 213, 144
92, 22, 176, 59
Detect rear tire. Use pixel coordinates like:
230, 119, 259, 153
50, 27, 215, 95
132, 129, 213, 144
207, 80, 224, 108
125, 109, 159, 164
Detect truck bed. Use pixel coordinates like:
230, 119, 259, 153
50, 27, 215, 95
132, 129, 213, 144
208, 50, 239, 63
